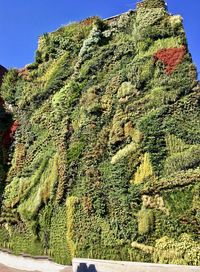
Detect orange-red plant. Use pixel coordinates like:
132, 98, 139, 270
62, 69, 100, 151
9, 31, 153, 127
2, 120, 19, 146
153, 46, 186, 75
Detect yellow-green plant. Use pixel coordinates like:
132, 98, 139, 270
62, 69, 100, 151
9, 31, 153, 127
164, 145, 200, 175
133, 153, 153, 184
136, 37, 183, 59
66, 196, 79, 258
124, 122, 142, 143
165, 134, 187, 155
154, 234, 200, 265
117, 82, 138, 98
132, 234, 200, 265
40, 52, 69, 83
137, 208, 154, 235
111, 142, 137, 164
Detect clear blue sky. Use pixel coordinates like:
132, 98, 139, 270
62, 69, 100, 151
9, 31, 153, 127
0, 0, 199, 76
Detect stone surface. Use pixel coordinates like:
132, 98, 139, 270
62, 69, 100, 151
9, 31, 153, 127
72, 258, 200, 272
0, 264, 39, 272
0, 251, 72, 272
0, 263, 73, 272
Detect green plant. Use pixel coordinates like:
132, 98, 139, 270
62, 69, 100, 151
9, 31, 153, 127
154, 234, 200, 265
66, 196, 79, 258
0, 69, 18, 104
137, 208, 154, 235
0, 0, 199, 266
49, 205, 70, 264
164, 145, 200, 175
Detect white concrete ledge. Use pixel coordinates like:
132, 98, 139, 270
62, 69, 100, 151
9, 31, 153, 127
72, 258, 200, 272
0, 251, 72, 272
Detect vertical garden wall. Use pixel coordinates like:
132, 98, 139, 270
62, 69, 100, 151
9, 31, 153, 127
0, 0, 199, 265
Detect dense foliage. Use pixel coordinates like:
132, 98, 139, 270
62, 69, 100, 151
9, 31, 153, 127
0, 0, 199, 265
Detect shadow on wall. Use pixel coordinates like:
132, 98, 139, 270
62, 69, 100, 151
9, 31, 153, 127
77, 263, 97, 272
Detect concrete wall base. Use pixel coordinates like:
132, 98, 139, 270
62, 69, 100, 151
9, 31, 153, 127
72, 258, 200, 272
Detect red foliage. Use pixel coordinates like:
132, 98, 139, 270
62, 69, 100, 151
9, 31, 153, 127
153, 46, 186, 75
80, 17, 98, 26
2, 121, 19, 146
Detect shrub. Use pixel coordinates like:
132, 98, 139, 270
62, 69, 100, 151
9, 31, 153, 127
0, 69, 18, 104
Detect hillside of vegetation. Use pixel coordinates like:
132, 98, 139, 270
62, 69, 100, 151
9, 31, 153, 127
0, 0, 199, 265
